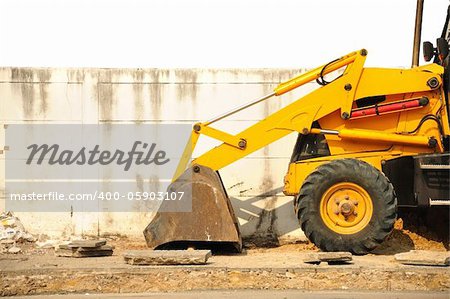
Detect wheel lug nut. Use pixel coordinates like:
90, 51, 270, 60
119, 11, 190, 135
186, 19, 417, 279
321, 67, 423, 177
344, 195, 349, 200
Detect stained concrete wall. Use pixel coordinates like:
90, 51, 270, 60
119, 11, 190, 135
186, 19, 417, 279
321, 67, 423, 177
0, 67, 317, 243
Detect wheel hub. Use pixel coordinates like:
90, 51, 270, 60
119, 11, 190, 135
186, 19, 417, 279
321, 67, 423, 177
320, 182, 373, 234
339, 201, 354, 216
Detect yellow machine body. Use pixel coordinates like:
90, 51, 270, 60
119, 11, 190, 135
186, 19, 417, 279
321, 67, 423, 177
144, 49, 449, 252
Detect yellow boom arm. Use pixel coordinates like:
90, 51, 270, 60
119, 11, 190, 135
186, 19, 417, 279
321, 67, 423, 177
173, 49, 445, 181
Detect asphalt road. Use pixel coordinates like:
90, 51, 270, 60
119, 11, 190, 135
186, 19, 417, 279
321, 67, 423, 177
7, 290, 450, 299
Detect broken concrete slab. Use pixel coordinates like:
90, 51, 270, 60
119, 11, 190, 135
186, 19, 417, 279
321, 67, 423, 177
66, 239, 107, 248
56, 243, 114, 258
78, 245, 114, 252
303, 253, 321, 264
303, 252, 352, 264
319, 252, 353, 262
58, 244, 114, 251
395, 250, 450, 266
55, 247, 113, 258
123, 250, 211, 265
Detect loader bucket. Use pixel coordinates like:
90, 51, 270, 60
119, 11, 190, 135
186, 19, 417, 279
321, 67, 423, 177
143, 165, 242, 253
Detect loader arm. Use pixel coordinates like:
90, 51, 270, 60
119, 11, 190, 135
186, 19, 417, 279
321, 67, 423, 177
173, 49, 444, 179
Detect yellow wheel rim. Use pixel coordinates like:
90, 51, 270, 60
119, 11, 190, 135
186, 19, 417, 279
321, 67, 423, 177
320, 182, 373, 235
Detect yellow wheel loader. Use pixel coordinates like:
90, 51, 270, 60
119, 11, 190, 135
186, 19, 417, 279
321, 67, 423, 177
144, 0, 450, 254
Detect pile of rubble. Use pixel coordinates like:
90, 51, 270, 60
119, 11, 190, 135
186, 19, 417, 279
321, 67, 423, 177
0, 212, 35, 254
0, 212, 115, 258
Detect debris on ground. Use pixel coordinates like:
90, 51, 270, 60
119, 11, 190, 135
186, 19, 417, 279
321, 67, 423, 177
7, 246, 22, 254
0, 208, 447, 295
123, 250, 212, 265
55, 239, 113, 258
0, 212, 35, 242
303, 252, 353, 265
0, 212, 36, 254
35, 240, 60, 249
1, 250, 449, 296
0, 239, 15, 252
394, 250, 450, 266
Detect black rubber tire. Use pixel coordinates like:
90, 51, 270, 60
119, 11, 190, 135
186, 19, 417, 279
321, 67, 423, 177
297, 158, 397, 255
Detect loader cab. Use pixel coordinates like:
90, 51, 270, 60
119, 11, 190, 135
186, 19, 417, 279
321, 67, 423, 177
422, 5, 450, 149
290, 122, 330, 162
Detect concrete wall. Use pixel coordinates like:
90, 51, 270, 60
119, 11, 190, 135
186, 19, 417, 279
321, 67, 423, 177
0, 67, 317, 243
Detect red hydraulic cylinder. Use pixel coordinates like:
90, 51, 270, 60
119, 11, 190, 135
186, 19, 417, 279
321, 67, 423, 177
350, 97, 429, 119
